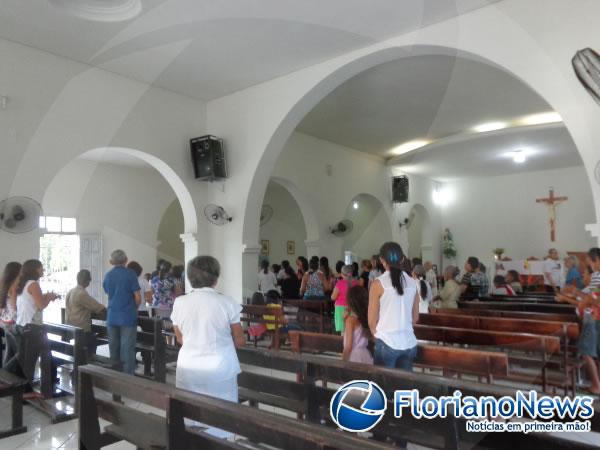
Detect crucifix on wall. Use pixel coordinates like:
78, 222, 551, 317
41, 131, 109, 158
536, 187, 568, 242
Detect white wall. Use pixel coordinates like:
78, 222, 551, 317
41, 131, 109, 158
0, 37, 207, 276
259, 182, 307, 265
271, 132, 396, 264
43, 159, 179, 283
342, 194, 393, 262
157, 200, 185, 265
440, 165, 597, 268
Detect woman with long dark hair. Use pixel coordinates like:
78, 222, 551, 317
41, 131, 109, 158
0, 262, 22, 329
368, 242, 419, 370
16, 259, 59, 326
296, 256, 309, 281
342, 286, 373, 364
319, 257, 334, 295
412, 265, 432, 313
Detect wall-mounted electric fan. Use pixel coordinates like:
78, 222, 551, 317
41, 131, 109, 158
0, 197, 43, 234
330, 220, 354, 237
204, 204, 233, 226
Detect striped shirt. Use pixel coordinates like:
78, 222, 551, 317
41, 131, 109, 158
582, 272, 600, 319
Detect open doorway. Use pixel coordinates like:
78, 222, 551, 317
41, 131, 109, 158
38, 215, 80, 323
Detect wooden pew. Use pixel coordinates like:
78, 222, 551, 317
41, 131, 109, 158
77, 364, 395, 450
281, 298, 333, 333
458, 300, 576, 314
240, 304, 284, 349
91, 316, 167, 382
288, 331, 508, 383
237, 347, 598, 449
0, 325, 40, 438
419, 313, 579, 341
412, 324, 571, 393
483, 295, 561, 304
432, 307, 578, 323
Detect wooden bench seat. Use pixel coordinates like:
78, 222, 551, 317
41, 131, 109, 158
289, 331, 508, 383
0, 368, 28, 438
458, 300, 576, 314
237, 347, 599, 449
78, 364, 396, 450
240, 304, 285, 349
432, 307, 578, 323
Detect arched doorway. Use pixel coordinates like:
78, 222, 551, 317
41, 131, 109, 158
405, 204, 432, 262
238, 45, 597, 297
259, 180, 309, 268
342, 193, 393, 262
42, 147, 198, 312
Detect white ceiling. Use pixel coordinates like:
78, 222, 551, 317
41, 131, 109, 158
0, 0, 500, 100
297, 54, 553, 157
389, 124, 582, 182
78, 147, 153, 168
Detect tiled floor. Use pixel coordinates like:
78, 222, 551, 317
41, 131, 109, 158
1, 343, 599, 449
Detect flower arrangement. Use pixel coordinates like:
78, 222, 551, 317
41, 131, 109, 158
442, 228, 457, 259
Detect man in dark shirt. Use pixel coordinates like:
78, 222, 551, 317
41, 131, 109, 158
460, 256, 480, 298
102, 249, 140, 375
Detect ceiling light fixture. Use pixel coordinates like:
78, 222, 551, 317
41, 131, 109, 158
352, 201, 359, 210
472, 121, 507, 133
49, 0, 142, 22
518, 111, 563, 126
512, 150, 527, 164
390, 139, 431, 156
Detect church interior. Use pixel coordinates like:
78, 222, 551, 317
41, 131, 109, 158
1, 1, 600, 449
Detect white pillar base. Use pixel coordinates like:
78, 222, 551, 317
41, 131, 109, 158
586, 223, 600, 245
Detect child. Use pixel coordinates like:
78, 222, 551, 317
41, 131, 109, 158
413, 265, 432, 313
331, 265, 359, 333
491, 275, 516, 296
342, 286, 373, 364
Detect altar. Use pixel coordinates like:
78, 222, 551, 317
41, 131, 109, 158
495, 260, 546, 275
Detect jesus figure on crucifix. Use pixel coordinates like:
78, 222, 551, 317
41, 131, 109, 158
536, 187, 568, 242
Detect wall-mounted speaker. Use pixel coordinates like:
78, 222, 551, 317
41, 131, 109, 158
190, 135, 228, 181
392, 176, 409, 203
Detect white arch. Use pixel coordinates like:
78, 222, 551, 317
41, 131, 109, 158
269, 176, 320, 244
241, 43, 599, 251
44, 146, 199, 264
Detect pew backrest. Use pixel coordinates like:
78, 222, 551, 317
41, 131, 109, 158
414, 324, 561, 354
288, 331, 509, 380
78, 364, 394, 450
419, 313, 579, 340
431, 307, 577, 323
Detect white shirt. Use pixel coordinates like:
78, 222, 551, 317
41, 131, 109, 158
417, 279, 432, 313
258, 271, 278, 293
425, 269, 438, 296
543, 258, 564, 287
138, 276, 151, 312
171, 288, 242, 387
17, 280, 42, 326
375, 271, 418, 350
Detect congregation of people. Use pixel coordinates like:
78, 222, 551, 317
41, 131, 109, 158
1, 240, 600, 440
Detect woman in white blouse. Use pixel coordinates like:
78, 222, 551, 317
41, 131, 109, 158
171, 256, 245, 436
368, 242, 419, 370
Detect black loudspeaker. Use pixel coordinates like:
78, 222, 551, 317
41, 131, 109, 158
190, 135, 228, 181
392, 176, 409, 203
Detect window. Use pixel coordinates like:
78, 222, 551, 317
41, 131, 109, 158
39, 216, 77, 234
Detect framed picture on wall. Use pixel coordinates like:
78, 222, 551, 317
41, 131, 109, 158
287, 240, 295, 255
260, 240, 270, 256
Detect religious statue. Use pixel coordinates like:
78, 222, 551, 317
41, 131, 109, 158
536, 188, 568, 242
442, 228, 457, 259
